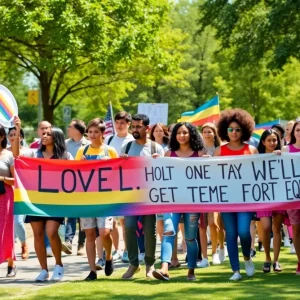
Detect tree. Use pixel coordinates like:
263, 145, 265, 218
200, 1, 300, 69
0, 0, 170, 123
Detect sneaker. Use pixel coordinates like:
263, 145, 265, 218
250, 248, 256, 258
212, 253, 221, 265
96, 258, 105, 270
61, 241, 72, 255
46, 247, 54, 257
77, 244, 85, 256
245, 259, 255, 277
219, 248, 226, 263
112, 250, 120, 261
6, 266, 17, 278
296, 262, 300, 275
122, 265, 141, 279
197, 258, 210, 268
138, 252, 145, 263
229, 272, 242, 281
122, 250, 129, 263
284, 237, 291, 247
21, 244, 29, 260
51, 265, 64, 281
105, 259, 114, 276
290, 244, 296, 254
35, 269, 49, 282
85, 270, 97, 281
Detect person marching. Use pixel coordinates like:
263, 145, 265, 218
152, 122, 206, 281
12, 117, 72, 282
213, 109, 257, 281
120, 114, 164, 280
282, 121, 300, 275
75, 118, 118, 281
257, 129, 286, 273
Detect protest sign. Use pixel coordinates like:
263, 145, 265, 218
137, 103, 168, 125
14, 153, 300, 217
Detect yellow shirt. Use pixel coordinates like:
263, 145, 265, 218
75, 145, 118, 161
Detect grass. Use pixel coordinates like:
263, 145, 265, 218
1, 247, 300, 300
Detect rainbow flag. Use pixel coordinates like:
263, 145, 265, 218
252, 119, 280, 140
178, 96, 220, 126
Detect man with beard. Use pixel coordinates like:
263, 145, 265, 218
120, 114, 164, 279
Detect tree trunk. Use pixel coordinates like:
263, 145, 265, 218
40, 71, 55, 123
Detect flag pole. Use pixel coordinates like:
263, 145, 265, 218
109, 101, 116, 133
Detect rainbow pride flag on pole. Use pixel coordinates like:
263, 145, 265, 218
177, 95, 220, 126
252, 119, 281, 140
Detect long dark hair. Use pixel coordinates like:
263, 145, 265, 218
40, 127, 68, 159
257, 129, 281, 153
169, 122, 204, 151
150, 123, 169, 145
289, 121, 300, 145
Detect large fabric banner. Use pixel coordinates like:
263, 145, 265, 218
14, 154, 300, 217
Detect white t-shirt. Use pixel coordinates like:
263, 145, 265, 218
104, 134, 134, 155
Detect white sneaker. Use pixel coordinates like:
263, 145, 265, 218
245, 259, 255, 277
197, 258, 210, 268
51, 265, 64, 281
46, 247, 54, 257
35, 269, 49, 282
212, 253, 221, 265
138, 252, 145, 263
112, 250, 121, 261
284, 237, 291, 247
229, 272, 242, 281
270, 238, 273, 249
290, 243, 296, 254
219, 248, 226, 263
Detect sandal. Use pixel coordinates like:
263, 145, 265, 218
263, 262, 271, 273
152, 270, 170, 281
273, 262, 282, 272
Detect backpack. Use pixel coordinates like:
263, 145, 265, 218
124, 140, 156, 155
107, 135, 114, 145
83, 144, 109, 157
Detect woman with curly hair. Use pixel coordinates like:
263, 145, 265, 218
198, 123, 225, 267
282, 121, 300, 275
256, 129, 286, 273
214, 108, 258, 281
152, 122, 206, 281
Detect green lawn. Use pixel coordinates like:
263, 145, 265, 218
1, 248, 300, 300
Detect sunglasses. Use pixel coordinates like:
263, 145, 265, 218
227, 127, 242, 133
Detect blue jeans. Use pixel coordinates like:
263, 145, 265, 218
14, 215, 26, 243
221, 212, 253, 272
161, 213, 199, 269
124, 215, 156, 266
65, 218, 86, 245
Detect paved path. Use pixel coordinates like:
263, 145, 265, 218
0, 227, 166, 287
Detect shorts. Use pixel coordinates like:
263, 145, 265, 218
80, 217, 113, 230
256, 210, 286, 218
25, 216, 64, 224
287, 209, 300, 225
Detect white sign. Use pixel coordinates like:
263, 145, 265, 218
63, 106, 71, 123
137, 103, 168, 125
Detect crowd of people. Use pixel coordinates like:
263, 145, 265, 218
1, 108, 300, 282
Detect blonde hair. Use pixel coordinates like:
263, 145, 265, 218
201, 122, 221, 147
